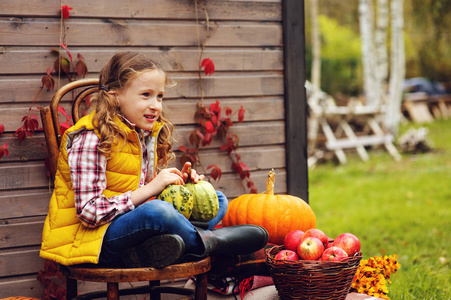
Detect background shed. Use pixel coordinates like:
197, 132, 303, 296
0, 0, 307, 297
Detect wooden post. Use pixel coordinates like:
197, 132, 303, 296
283, 0, 309, 202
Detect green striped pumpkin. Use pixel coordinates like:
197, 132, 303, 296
185, 181, 219, 222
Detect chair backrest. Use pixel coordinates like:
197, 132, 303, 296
40, 78, 99, 178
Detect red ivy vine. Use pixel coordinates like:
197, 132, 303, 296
37, 260, 66, 300
185, 0, 257, 193
178, 58, 257, 193
0, 5, 86, 160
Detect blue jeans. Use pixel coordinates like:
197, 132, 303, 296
99, 191, 228, 265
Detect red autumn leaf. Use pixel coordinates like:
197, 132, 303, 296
225, 107, 233, 116
240, 170, 250, 180
23, 115, 39, 133
41, 74, 55, 91
202, 133, 212, 147
189, 131, 200, 147
77, 53, 85, 61
187, 154, 197, 163
75, 59, 88, 78
210, 100, 221, 115
177, 145, 188, 153
219, 144, 231, 152
207, 164, 222, 182
84, 94, 93, 108
238, 105, 245, 123
55, 287, 66, 299
238, 161, 250, 171
250, 185, 258, 194
205, 120, 214, 133
44, 260, 58, 274
17, 129, 26, 141
210, 114, 218, 126
187, 148, 197, 154
227, 135, 238, 147
0, 124, 4, 134
0, 144, 9, 159
195, 129, 205, 141
231, 162, 242, 173
36, 270, 46, 285
221, 118, 234, 129
58, 106, 69, 119
201, 58, 215, 76
61, 5, 73, 19
60, 122, 71, 135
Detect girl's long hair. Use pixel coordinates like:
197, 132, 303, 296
91, 51, 175, 169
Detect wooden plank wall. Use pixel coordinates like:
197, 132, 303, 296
0, 0, 285, 297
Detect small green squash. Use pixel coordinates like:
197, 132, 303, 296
185, 181, 219, 222
158, 184, 194, 219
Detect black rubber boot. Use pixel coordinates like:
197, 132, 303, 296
185, 225, 269, 260
122, 234, 185, 269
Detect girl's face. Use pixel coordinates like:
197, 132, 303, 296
117, 69, 165, 131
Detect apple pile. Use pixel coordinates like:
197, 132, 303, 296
274, 229, 361, 262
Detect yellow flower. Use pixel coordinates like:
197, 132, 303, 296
351, 254, 401, 300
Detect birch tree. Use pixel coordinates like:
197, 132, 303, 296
310, 0, 321, 96
359, 0, 405, 134
308, 0, 321, 152
386, 0, 405, 134
375, 0, 389, 107
358, 0, 378, 106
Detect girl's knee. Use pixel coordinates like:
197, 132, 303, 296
216, 190, 228, 211
139, 200, 178, 219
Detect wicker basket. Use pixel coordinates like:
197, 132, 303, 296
266, 245, 362, 300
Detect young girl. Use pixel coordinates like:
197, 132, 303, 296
40, 51, 268, 269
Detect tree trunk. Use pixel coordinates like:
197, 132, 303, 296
386, 0, 405, 135
310, 0, 321, 96
375, 0, 389, 106
358, 0, 378, 106
307, 0, 321, 153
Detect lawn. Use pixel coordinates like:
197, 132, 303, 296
308, 119, 451, 299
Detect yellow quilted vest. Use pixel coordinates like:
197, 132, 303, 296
40, 111, 163, 265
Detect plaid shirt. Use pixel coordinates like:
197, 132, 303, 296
67, 130, 149, 228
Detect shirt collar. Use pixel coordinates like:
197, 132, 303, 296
118, 114, 152, 137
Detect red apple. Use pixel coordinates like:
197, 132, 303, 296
284, 230, 304, 251
297, 237, 325, 260
301, 228, 328, 247
275, 249, 300, 261
333, 233, 361, 256
320, 246, 348, 262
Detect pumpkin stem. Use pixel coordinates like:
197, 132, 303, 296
265, 169, 275, 195
185, 166, 193, 184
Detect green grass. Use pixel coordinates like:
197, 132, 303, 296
309, 119, 451, 300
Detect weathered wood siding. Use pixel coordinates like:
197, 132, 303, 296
0, 0, 290, 297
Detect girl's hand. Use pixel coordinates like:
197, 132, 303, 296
158, 167, 185, 185
131, 167, 184, 206
181, 162, 205, 183
151, 167, 184, 192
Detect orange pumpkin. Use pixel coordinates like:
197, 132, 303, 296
222, 170, 316, 245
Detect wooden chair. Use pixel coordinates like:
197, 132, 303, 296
40, 78, 211, 300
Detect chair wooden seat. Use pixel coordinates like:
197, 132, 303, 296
40, 78, 211, 300
62, 258, 211, 300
